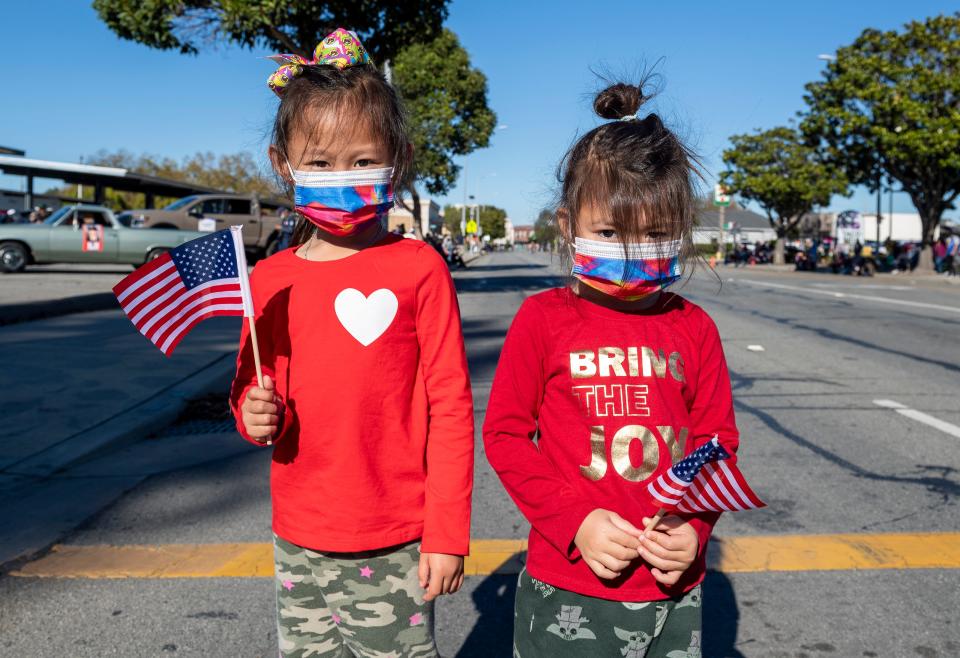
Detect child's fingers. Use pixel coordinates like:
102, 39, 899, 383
601, 539, 639, 562
248, 399, 278, 415
586, 558, 620, 580
417, 553, 430, 590
649, 567, 681, 586
641, 530, 688, 554
246, 412, 278, 427
424, 570, 444, 601
608, 512, 643, 538
639, 545, 687, 572
605, 526, 641, 551
451, 572, 464, 594
596, 552, 630, 574
263, 375, 274, 390
246, 386, 275, 402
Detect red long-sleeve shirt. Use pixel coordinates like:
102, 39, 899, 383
483, 287, 738, 601
230, 235, 474, 554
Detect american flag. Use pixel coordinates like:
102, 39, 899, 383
647, 436, 765, 513
113, 227, 253, 356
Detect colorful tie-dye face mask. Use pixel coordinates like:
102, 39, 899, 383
287, 165, 394, 237
571, 237, 682, 301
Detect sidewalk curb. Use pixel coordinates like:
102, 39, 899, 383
0, 292, 119, 327
3, 352, 237, 480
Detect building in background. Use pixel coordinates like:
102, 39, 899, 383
388, 198, 440, 237
694, 205, 777, 245
513, 225, 534, 244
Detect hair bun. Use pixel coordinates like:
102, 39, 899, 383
594, 83, 647, 120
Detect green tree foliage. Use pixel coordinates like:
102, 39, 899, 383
92, 0, 449, 61
44, 150, 279, 210
720, 126, 848, 264
533, 209, 559, 246
477, 205, 506, 240
392, 30, 496, 226
801, 13, 960, 268
441, 204, 463, 238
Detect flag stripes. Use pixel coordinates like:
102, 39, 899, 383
676, 461, 765, 513
112, 230, 247, 356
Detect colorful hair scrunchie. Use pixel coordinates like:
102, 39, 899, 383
267, 27, 371, 97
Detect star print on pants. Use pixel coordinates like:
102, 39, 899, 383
359, 566, 374, 578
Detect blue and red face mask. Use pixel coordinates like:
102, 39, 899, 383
571, 237, 682, 301
287, 165, 394, 237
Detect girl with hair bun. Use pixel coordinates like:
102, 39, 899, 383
484, 79, 738, 656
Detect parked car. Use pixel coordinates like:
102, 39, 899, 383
0, 204, 210, 273
128, 194, 290, 256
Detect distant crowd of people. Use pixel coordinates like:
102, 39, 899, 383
1, 205, 54, 223
727, 235, 960, 277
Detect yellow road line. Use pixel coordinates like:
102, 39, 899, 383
10, 533, 960, 579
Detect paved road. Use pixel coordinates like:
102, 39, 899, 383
1, 251, 958, 657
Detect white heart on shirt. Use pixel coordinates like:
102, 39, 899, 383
334, 288, 398, 346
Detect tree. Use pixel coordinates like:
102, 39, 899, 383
44, 149, 279, 210
392, 29, 497, 227
533, 209, 559, 247
801, 13, 960, 270
92, 0, 449, 61
442, 204, 463, 238
720, 126, 848, 264
477, 205, 506, 240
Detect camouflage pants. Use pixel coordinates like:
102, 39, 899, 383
274, 534, 438, 658
513, 568, 702, 658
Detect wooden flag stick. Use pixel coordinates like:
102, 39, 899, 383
246, 315, 273, 446
642, 507, 668, 540
246, 315, 264, 389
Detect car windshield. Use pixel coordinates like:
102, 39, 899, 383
164, 196, 198, 211
43, 207, 74, 225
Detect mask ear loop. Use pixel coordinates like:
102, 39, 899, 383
285, 160, 297, 181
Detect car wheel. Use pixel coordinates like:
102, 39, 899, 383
0, 242, 28, 273
145, 248, 169, 263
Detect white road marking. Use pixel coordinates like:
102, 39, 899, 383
746, 344, 765, 352
873, 399, 960, 439
728, 278, 960, 315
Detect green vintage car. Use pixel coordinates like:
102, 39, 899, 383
0, 204, 210, 273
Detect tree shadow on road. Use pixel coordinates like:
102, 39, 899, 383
454, 275, 566, 293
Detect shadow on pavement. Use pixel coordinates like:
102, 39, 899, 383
454, 275, 566, 293
464, 264, 550, 273
702, 568, 744, 658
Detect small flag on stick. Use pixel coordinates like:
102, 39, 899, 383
643, 435, 765, 535
113, 228, 260, 387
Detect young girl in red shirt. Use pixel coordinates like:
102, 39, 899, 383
484, 81, 739, 657
230, 29, 473, 658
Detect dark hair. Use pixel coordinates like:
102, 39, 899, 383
270, 64, 412, 246
556, 79, 702, 276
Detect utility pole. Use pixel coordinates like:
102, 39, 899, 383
876, 172, 882, 246
460, 163, 468, 238
714, 184, 731, 260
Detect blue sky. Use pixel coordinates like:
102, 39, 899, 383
0, 1, 956, 223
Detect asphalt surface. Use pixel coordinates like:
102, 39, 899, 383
1, 251, 958, 657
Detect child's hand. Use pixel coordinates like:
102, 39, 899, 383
418, 552, 464, 602
639, 515, 699, 586
241, 375, 281, 444
574, 509, 642, 580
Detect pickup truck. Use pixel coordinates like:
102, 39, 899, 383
0, 204, 210, 273
129, 194, 290, 256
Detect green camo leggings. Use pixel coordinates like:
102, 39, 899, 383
274, 534, 438, 658
513, 568, 702, 658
